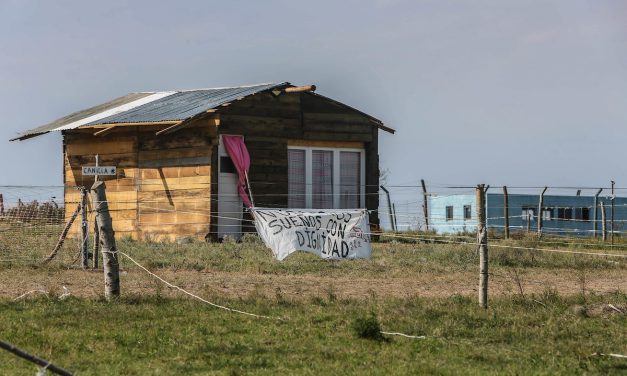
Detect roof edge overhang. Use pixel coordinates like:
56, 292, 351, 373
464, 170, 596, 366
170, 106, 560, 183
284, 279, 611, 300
305, 92, 395, 134
10, 81, 395, 140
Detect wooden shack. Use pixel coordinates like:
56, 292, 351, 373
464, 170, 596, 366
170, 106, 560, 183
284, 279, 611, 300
12, 82, 394, 240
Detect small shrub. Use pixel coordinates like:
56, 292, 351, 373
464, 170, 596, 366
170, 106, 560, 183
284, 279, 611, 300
352, 313, 385, 341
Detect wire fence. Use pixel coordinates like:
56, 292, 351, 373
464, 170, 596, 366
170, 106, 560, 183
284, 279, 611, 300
1, 182, 626, 268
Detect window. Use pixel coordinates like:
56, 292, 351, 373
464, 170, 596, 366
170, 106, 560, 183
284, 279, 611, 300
288, 149, 306, 208
574, 207, 590, 221
522, 206, 537, 221
446, 206, 454, 221
463, 205, 471, 220
340, 151, 361, 209
312, 150, 334, 208
288, 146, 365, 209
557, 207, 572, 220
542, 208, 553, 221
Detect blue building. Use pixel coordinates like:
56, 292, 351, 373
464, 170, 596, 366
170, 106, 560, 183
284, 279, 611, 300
428, 193, 627, 236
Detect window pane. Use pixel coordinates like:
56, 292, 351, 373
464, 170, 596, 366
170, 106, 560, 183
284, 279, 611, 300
288, 149, 306, 208
339, 151, 361, 208
446, 206, 453, 221
312, 150, 333, 208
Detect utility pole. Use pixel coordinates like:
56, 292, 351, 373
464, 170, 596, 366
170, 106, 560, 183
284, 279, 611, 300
503, 186, 509, 239
421, 179, 429, 231
476, 184, 488, 309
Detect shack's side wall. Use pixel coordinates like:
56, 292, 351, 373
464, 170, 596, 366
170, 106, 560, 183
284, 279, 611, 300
64, 117, 217, 240
214, 91, 380, 235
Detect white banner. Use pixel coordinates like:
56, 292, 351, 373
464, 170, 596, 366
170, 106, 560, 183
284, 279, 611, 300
251, 208, 372, 261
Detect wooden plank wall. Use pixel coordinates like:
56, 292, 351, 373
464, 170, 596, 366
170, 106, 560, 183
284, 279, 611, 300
217, 91, 380, 233
64, 128, 140, 239
64, 118, 217, 240
137, 120, 216, 240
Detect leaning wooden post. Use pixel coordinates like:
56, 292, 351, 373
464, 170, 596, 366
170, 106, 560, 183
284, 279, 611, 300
503, 186, 509, 239
421, 179, 429, 231
380, 185, 396, 232
80, 188, 89, 269
91, 181, 120, 299
537, 186, 548, 237
392, 203, 398, 232
0, 339, 74, 376
476, 184, 488, 309
600, 201, 607, 242
593, 188, 603, 238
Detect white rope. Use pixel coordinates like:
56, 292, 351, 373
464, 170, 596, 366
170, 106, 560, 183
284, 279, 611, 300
592, 353, 627, 359
13, 290, 49, 301
118, 251, 282, 321
380, 331, 426, 339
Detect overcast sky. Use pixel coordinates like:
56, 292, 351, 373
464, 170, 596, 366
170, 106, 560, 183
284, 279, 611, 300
1, 0, 626, 196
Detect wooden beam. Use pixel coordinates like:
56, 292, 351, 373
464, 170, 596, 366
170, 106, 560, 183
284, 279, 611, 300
155, 112, 218, 136
93, 126, 118, 136
84, 120, 181, 129
154, 121, 185, 136
284, 85, 316, 93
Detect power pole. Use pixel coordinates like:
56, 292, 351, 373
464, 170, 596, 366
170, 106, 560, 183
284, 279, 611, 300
503, 186, 509, 239
476, 184, 488, 309
421, 179, 429, 231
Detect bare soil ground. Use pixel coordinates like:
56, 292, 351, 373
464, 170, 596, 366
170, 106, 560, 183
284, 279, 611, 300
2, 267, 625, 301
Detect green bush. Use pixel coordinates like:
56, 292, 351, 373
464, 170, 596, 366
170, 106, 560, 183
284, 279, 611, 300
352, 313, 384, 341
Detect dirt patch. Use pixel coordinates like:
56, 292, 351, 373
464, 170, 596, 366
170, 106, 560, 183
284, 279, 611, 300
1, 267, 625, 301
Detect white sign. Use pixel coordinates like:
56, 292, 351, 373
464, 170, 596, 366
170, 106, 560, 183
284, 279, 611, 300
82, 166, 117, 176
251, 208, 371, 261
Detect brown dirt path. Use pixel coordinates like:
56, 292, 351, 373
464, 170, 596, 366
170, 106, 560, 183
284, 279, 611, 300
1, 268, 625, 301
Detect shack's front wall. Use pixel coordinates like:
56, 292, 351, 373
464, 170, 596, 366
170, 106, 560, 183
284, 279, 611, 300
64, 118, 217, 240
215, 91, 380, 234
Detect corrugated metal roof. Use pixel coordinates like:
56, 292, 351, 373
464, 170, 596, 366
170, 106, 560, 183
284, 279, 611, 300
11, 82, 288, 141
86, 83, 285, 125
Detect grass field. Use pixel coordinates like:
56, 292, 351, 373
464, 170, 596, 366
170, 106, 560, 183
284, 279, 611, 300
0, 231, 626, 374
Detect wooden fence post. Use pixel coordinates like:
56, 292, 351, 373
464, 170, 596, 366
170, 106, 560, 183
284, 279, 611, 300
380, 185, 396, 232
611, 180, 615, 245
503, 186, 509, 239
80, 188, 89, 269
0, 193, 4, 216
601, 201, 607, 242
476, 184, 488, 309
92, 220, 100, 269
537, 186, 548, 237
392, 203, 398, 232
91, 181, 120, 299
593, 188, 603, 238
421, 179, 429, 231
43, 202, 82, 264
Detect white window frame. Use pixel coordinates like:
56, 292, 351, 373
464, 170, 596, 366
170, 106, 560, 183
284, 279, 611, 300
288, 146, 366, 209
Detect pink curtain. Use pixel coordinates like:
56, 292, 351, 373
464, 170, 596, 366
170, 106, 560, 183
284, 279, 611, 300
222, 135, 253, 208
